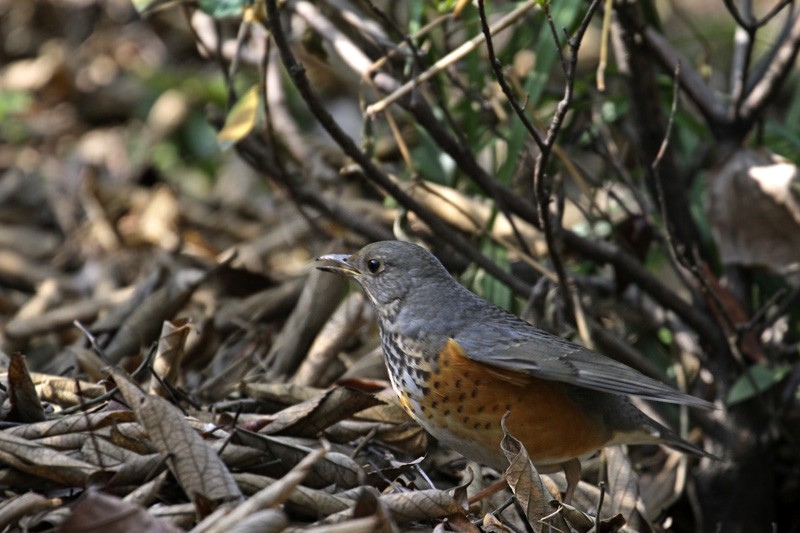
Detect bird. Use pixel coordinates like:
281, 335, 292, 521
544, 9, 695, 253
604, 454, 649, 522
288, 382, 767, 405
317, 240, 714, 502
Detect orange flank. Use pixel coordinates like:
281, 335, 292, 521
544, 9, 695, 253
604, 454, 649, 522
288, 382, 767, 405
416, 338, 610, 466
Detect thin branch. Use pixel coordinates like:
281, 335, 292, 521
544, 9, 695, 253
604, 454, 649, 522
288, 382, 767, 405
365, 1, 537, 116
642, 26, 728, 128
295, 0, 532, 256
476, 0, 545, 150
652, 62, 681, 171
728, 0, 756, 119
265, 0, 533, 297
561, 230, 725, 352
530, 0, 602, 319
596, 0, 614, 92
741, 10, 800, 122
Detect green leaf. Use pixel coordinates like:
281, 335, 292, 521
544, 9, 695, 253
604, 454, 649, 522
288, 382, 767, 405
657, 327, 673, 346
217, 84, 263, 150
497, 0, 583, 182
198, 0, 250, 18
726, 363, 791, 406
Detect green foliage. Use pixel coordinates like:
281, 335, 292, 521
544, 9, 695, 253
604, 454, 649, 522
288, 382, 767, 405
727, 362, 791, 406
496, 0, 584, 184
0, 90, 34, 144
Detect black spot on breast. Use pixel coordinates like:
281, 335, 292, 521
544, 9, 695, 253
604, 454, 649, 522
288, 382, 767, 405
456, 405, 463, 413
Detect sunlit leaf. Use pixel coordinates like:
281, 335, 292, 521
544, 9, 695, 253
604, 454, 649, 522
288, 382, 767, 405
217, 84, 264, 150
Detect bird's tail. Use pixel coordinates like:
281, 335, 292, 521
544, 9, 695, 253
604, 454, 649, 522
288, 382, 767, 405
613, 418, 719, 460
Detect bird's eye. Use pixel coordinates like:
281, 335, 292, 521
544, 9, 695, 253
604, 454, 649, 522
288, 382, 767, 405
366, 258, 383, 274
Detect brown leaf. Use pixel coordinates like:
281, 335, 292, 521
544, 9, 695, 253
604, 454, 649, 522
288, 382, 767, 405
293, 292, 367, 387
604, 446, 639, 530
0, 431, 97, 486
699, 262, 767, 363
232, 430, 363, 488
112, 370, 243, 514
149, 317, 192, 397
259, 386, 381, 437
379, 488, 466, 523
499, 414, 552, 533
233, 472, 353, 518
4, 410, 135, 440
193, 447, 326, 533
60, 489, 181, 533
263, 267, 348, 380
103, 268, 206, 363
221, 509, 288, 533
557, 502, 596, 532
7, 353, 46, 422
0, 492, 61, 530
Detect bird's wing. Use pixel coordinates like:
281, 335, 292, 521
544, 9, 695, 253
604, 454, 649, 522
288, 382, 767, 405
454, 318, 713, 409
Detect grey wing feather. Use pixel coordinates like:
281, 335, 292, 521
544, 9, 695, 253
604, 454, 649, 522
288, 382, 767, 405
455, 314, 713, 409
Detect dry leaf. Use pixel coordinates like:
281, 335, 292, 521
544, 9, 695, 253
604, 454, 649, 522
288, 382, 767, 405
104, 269, 206, 363
0, 432, 97, 486
499, 415, 552, 533
149, 317, 192, 397
61, 489, 181, 533
112, 370, 244, 514
604, 446, 640, 530
259, 386, 381, 437
7, 353, 46, 422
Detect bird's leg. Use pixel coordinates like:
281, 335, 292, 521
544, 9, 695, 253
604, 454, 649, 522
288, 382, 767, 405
560, 458, 582, 503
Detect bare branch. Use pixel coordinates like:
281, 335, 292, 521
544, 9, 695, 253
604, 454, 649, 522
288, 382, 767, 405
476, 0, 545, 150
642, 26, 728, 128
741, 10, 800, 121
264, 0, 533, 297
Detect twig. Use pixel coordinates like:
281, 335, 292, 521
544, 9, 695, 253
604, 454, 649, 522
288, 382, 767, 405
740, 10, 800, 122
596, 0, 614, 92
642, 26, 727, 128
365, 1, 538, 116
530, 0, 602, 319
728, 0, 756, 119
264, 0, 533, 297
476, 0, 545, 151
295, 0, 532, 255
652, 62, 681, 171
73, 320, 111, 365
57, 343, 158, 416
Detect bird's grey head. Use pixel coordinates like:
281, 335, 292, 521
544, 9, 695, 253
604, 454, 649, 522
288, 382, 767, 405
317, 241, 454, 312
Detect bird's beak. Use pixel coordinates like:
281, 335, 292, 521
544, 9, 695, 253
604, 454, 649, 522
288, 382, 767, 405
316, 254, 361, 277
